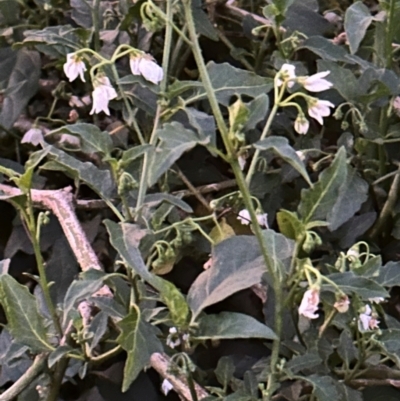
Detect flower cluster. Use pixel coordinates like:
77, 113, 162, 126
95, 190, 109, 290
358, 304, 380, 332
63, 51, 163, 115
277, 63, 335, 135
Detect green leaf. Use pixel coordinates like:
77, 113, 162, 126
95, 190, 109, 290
48, 123, 113, 156
317, 60, 363, 101
151, 276, 190, 326
377, 261, 400, 287
62, 275, 104, 327
0, 274, 53, 352
105, 220, 190, 324
48, 345, 75, 368
303, 375, 339, 401
182, 107, 217, 148
147, 122, 209, 186
337, 330, 358, 366
20, 26, 89, 58
120, 145, 153, 168
42, 145, 115, 198
254, 136, 312, 186
286, 351, 322, 374
169, 62, 273, 106
215, 356, 235, 389
276, 210, 304, 240
299, 147, 347, 224
344, 2, 373, 54
327, 165, 368, 231
187, 236, 264, 319
105, 220, 153, 281
192, 0, 218, 41
117, 304, 162, 392
18, 148, 50, 192
244, 94, 269, 131
300, 36, 353, 63
187, 231, 294, 318
144, 193, 193, 213
195, 312, 277, 340
70, 0, 93, 28
324, 271, 389, 299
337, 383, 363, 401
0, 49, 40, 129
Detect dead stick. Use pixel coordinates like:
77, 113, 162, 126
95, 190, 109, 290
0, 184, 101, 272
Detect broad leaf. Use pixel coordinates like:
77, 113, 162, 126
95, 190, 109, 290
48, 123, 113, 156
147, 122, 210, 186
377, 261, 400, 287
327, 165, 368, 231
0, 274, 53, 352
18, 148, 50, 192
254, 136, 312, 186
42, 145, 115, 198
317, 60, 363, 101
195, 312, 277, 340
117, 304, 162, 392
187, 231, 294, 318
344, 2, 373, 54
303, 375, 339, 401
169, 62, 273, 106
244, 94, 269, 131
300, 36, 352, 63
62, 275, 104, 327
105, 220, 190, 325
286, 351, 322, 374
299, 147, 347, 224
323, 271, 389, 299
0, 49, 40, 129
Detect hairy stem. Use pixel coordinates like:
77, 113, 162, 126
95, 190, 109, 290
183, 1, 282, 397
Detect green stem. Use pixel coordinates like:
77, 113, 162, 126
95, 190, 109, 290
0, 354, 47, 401
92, 0, 101, 52
385, 0, 396, 69
135, 0, 174, 214
245, 102, 279, 185
45, 357, 69, 401
29, 206, 62, 336
183, 3, 282, 397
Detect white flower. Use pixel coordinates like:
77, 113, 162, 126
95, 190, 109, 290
238, 155, 246, 170
237, 210, 268, 227
256, 213, 268, 227
308, 99, 335, 125
300, 71, 333, 92
130, 54, 163, 84
334, 295, 350, 313
369, 297, 385, 304
90, 76, 118, 115
237, 209, 251, 225
299, 288, 320, 319
358, 304, 380, 332
294, 114, 310, 134
63, 53, 86, 82
161, 379, 173, 395
276, 63, 296, 88
166, 327, 181, 349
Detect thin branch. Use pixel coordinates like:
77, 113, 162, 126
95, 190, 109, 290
150, 352, 209, 401
0, 353, 48, 401
173, 165, 212, 212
